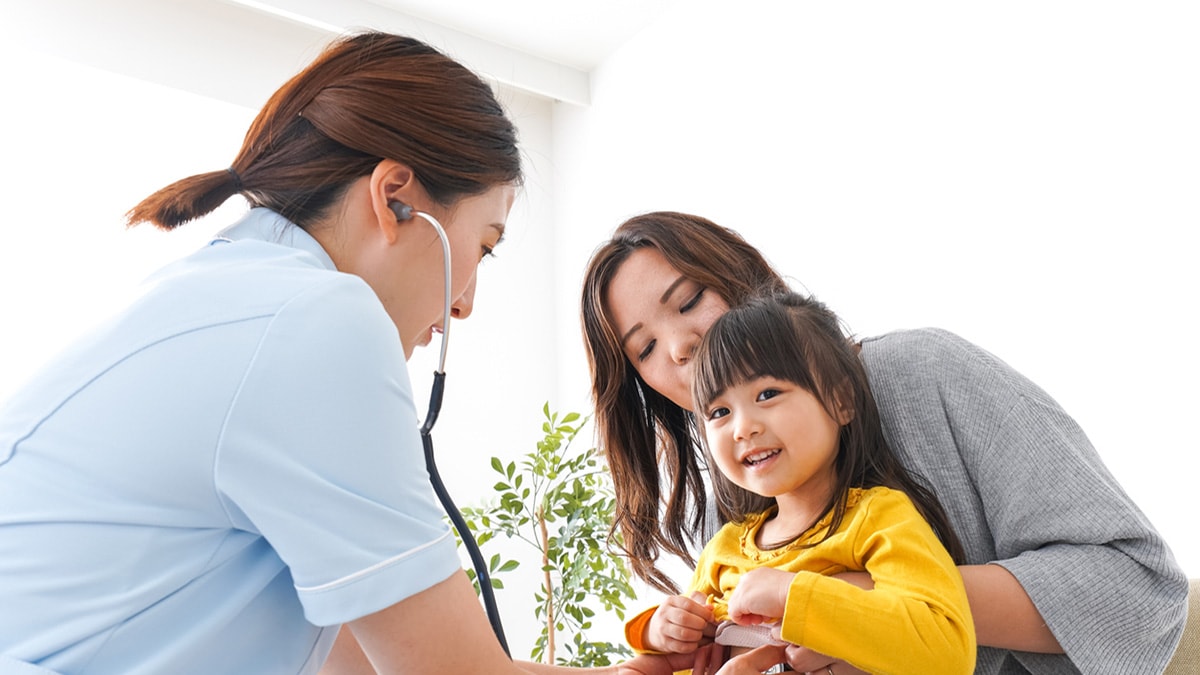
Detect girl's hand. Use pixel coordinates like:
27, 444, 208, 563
645, 591, 716, 653
726, 568, 794, 625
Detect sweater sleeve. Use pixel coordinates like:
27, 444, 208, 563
863, 328, 1189, 673
778, 490, 975, 675
969, 392, 1187, 672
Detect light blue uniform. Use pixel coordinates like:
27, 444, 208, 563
0, 208, 462, 674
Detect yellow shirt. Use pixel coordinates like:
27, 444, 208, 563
631, 486, 975, 675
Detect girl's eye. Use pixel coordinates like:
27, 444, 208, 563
637, 339, 656, 362
706, 406, 730, 421
680, 287, 704, 313
481, 245, 496, 259
757, 388, 781, 402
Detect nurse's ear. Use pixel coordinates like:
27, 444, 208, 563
369, 159, 425, 244
388, 201, 414, 221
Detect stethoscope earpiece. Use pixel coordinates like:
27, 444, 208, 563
388, 200, 414, 222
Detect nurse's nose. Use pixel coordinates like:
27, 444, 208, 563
451, 273, 477, 320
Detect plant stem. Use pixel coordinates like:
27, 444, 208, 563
537, 506, 555, 664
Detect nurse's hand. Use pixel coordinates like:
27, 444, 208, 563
618, 644, 724, 675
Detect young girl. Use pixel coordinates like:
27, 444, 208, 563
626, 291, 975, 675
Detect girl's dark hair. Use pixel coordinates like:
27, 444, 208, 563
692, 291, 965, 563
580, 211, 788, 593
127, 31, 522, 230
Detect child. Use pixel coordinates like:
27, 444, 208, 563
624, 291, 976, 674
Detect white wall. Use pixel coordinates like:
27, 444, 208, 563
552, 0, 1200, 599
1, 0, 560, 656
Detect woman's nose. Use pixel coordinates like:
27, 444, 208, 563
669, 332, 698, 365
451, 273, 477, 320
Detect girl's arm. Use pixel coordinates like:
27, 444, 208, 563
835, 566, 1061, 652
728, 491, 975, 675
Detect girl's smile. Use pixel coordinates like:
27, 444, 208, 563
703, 375, 843, 524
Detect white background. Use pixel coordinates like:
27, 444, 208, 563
2, 0, 1196, 659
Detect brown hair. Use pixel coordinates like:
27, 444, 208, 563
127, 31, 521, 230
692, 292, 965, 563
580, 211, 788, 593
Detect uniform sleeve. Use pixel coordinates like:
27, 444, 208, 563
872, 329, 1189, 673
778, 491, 975, 675
214, 276, 462, 626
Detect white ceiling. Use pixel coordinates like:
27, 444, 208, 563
368, 0, 675, 72
221, 0, 673, 104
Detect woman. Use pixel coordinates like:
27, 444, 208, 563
0, 33, 741, 675
581, 211, 1188, 674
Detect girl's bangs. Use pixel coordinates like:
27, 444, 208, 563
693, 302, 815, 409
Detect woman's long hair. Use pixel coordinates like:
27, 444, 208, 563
127, 31, 521, 230
692, 292, 965, 563
580, 211, 788, 592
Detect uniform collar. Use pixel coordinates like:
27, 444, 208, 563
212, 208, 337, 271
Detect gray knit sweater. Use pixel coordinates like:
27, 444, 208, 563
858, 328, 1187, 673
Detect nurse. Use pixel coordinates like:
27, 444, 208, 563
0, 32, 724, 675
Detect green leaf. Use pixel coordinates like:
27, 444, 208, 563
451, 404, 638, 664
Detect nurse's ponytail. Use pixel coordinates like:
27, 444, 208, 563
127, 31, 521, 230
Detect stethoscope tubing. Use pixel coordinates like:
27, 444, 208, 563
412, 210, 511, 656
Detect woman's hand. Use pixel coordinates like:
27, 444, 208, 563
726, 568, 794, 625
645, 591, 716, 653
779, 644, 868, 675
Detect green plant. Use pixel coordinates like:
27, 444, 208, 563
457, 404, 636, 667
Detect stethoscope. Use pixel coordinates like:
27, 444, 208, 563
392, 201, 511, 657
